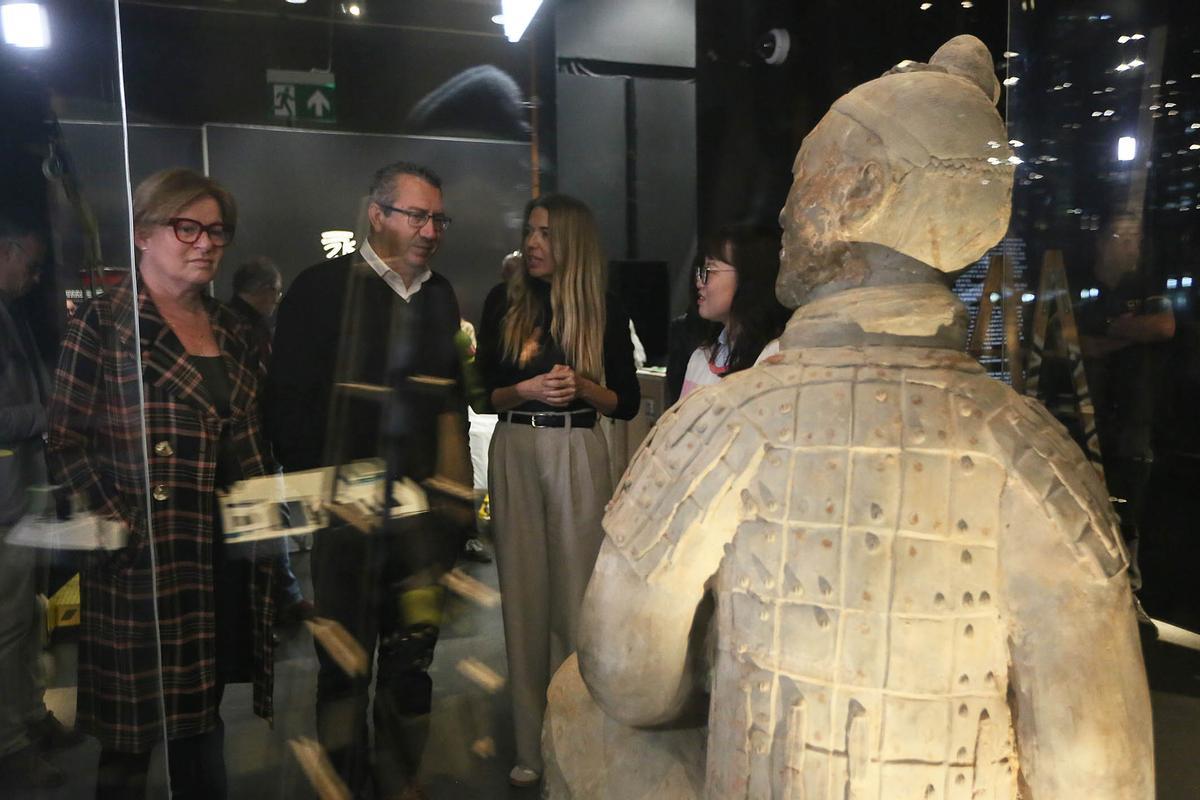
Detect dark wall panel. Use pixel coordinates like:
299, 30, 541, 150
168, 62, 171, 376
556, 73, 628, 261
57, 122, 204, 270
204, 125, 529, 324
556, 0, 695, 68
634, 78, 697, 315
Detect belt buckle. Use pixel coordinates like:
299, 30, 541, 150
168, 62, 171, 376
531, 413, 550, 428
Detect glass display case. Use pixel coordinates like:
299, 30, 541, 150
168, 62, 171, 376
1, 1, 1196, 798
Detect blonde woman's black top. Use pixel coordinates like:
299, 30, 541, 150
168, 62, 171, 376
477, 278, 640, 419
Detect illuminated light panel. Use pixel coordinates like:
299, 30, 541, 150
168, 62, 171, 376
2, 3, 50, 48
493, 0, 544, 43
919, 2, 932, 9
1117, 136, 1137, 161
1002, 76, 1019, 86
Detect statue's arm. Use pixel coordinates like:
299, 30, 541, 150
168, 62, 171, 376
576, 387, 762, 728
998, 480, 1154, 799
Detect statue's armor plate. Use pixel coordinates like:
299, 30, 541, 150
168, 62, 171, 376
606, 346, 1126, 800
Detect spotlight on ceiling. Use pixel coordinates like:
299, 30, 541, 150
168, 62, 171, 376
492, 0, 543, 43
2, 3, 50, 48
339, 2, 362, 16
286, 0, 308, 5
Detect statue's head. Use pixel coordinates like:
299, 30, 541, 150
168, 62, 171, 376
777, 35, 1015, 307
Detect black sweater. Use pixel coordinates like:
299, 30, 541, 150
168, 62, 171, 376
266, 253, 464, 476
476, 278, 640, 420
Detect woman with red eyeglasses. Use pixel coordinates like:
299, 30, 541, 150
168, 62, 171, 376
47, 169, 284, 799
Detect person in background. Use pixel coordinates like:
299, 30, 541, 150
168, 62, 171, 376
1079, 212, 1175, 593
227, 256, 312, 612
228, 257, 282, 359
678, 224, 790, 400
47, 169, 284, 800
476, 193, 639, 788
0, 213, 84, 790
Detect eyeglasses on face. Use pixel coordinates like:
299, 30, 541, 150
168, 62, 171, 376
376, 203, 452, 233
694, 258, 736, 285
163, 217, 234, 246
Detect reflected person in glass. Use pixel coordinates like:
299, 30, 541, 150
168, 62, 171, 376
47, 169, 285, 800
0, 213, 86, 791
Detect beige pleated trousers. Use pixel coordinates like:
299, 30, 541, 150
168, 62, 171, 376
488, 418, 612, 772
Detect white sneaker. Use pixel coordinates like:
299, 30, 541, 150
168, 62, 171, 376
509, 765, 540, 787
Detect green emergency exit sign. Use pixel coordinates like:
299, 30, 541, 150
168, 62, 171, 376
267, 69, 336, 123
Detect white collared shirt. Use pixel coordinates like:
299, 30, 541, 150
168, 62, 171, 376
360, 239, 432, 303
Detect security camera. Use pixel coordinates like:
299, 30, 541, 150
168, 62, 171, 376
756, 28, 791, 65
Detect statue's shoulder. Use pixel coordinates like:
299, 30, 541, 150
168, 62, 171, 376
605, 368, 791, 577
969, 375, 1128, 579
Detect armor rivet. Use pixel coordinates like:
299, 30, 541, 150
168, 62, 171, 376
934, 592, 946, 605
959, 674, 969, 685
913, 396, 923, 405
913, 461, 924, 472
956, 774, 966, 786
696, 424, 707, 434
957, 747, 969, 760
758, 681, 769, 692
780, 403, 792, 414
764, 578, 776, 589
979, 591, 991, 604
961, 549, 973, 565
739, 577, 750, 588
759, 611, 770, 621
964, 624, 975, 638
737, 644, 748, 653
958, 703, 969, 717
875, 390, 887, 402
963, 592, 974, 606
960, 405, 974, 417
960, 455, 974, 470
957, 519, 969, 531
864, 532, 880, 550
870, 503, 883, 520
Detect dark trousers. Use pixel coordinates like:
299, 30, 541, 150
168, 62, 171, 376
312, 515, 454, 798
95, 714, 226, 800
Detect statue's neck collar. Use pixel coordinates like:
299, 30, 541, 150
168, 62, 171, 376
781, 282, 968, 350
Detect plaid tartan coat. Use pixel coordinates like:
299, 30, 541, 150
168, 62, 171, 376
47, 279, 279, 752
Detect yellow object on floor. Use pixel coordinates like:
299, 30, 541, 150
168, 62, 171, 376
47, 574, 81, 634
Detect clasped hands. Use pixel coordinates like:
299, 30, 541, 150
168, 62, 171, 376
519, 363, 587, 407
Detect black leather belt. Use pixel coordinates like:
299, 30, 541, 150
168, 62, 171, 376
500, 410, 597, 429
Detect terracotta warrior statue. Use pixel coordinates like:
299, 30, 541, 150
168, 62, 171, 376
544, 34, 1154, 799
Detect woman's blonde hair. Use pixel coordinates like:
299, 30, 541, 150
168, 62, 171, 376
500, 194, 606, 381
133, 168, 237, 239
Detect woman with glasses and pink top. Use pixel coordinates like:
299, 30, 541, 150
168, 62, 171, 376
678, 225, 791, 400
47, 169, 283, 799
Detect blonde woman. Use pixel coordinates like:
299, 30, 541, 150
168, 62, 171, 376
477, 193, 639, 787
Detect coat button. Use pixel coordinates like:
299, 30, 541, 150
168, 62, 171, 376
152, 485, 169, 502
154, 440, 174, 457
